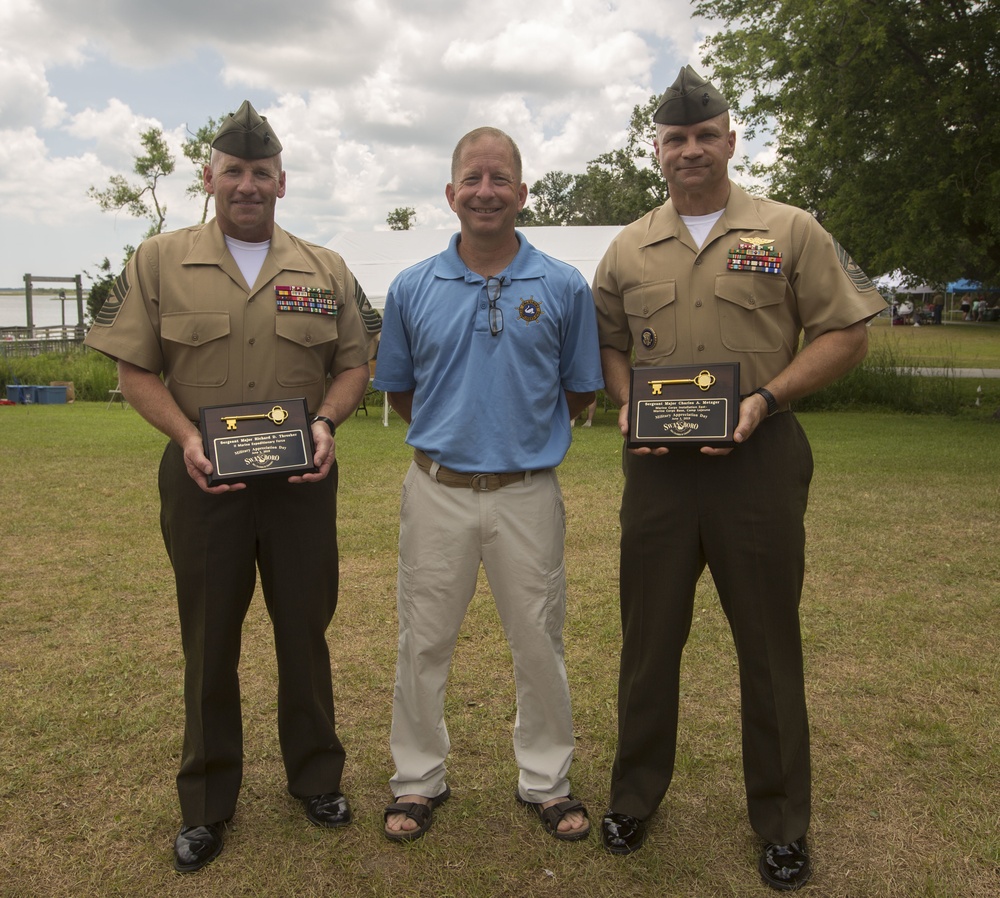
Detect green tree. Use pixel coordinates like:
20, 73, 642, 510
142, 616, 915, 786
695, 0, 1000, 285
387, 206, 416, 230
84, 258, 115, 325
84, 249, 133, 324
523, 171, 579, 225
572, 95, 667, 225
521, 96, 667, 227
88, 127, 175, 239
182, 115, 224, 224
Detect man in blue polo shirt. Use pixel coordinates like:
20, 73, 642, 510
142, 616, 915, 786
374, 126, 603, 844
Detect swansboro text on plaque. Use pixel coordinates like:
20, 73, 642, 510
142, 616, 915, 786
627, 363, 740, 449
199, 398, 316, 484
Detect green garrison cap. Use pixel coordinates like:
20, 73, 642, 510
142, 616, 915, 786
211, 100, 282, 159
653, 65, 730, 125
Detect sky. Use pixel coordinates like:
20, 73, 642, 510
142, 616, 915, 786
0, 0, 768, 292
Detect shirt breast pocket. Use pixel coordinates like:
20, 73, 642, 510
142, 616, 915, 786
623, 280, 676, 359
715, 274, 788, 353
275, 313, 340, 388
161, 311, 230, 387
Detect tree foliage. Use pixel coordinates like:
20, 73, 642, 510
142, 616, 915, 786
695, 0, 1000, 286
182, 116, 224, 224
84, 250, 133, 324
520, 96, 667, 226
387, 206, 417, 230
87, 116, 221, 293
87, 128, 175, 239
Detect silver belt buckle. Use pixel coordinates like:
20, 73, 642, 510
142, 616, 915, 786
470, 473, 492, 491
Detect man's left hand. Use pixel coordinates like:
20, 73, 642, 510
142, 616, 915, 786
700, 392, 768, 456
289, 421, 336, 482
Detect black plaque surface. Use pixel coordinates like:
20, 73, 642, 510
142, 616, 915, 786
627, 363, 740, 448
200, 398, 316, 484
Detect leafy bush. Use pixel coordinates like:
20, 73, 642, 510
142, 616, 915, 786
795, 341, 962, 415
0, 340, 978, 414
1, 347, 117, 402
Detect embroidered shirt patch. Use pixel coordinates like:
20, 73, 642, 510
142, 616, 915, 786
275, 285, 338, 316
517, 297, 543, 323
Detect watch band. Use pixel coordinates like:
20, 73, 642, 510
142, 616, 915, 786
752, 387, 779, 417
311, 415, 336, 436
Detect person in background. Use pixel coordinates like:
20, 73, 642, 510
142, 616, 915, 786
592, 66, 885, 890
85, 101, 374, 873
374, 126, 603, 844
571, 398, 597, 427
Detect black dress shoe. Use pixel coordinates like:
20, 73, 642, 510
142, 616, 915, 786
759, 837, 812, 891
304, 791, 352, 828
173, 822, 225, 873
600, 811, 647, 855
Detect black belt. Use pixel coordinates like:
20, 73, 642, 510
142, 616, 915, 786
413, 449, 544, 491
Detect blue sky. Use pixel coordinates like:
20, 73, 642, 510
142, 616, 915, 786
0, 0, 766, 291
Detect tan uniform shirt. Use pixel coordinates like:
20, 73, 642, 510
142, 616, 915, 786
593, 183, 887, 400
85, 220, 371, 420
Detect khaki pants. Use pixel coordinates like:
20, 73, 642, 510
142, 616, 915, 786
389, 462, 575, 803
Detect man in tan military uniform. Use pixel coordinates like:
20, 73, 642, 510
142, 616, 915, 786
593, 67, 885, 890
85, 101, 375, 873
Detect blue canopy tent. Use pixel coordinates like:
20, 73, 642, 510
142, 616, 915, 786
947, 279, 997, 293
947, 279, 1000, 321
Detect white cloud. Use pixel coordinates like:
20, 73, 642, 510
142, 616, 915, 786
0, 0, 738, 288
0, 53, 66, 130
65, 99, 166, 167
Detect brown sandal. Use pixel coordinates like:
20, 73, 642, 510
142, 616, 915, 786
516, 791, 591, 841
383, 786, 451, 842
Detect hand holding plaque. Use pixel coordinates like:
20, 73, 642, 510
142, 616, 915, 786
200, 397, 317, 484
627, 363, 740, 449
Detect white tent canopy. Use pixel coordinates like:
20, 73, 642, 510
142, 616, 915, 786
873, 269, 936, 294
326, 226, 624, 310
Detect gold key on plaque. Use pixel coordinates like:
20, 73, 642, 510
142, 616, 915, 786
221, 405, 290, 430
648, 369, 716, 395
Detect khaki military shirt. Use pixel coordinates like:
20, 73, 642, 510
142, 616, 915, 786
85, 220, 371, 420
593, 183, 887, 400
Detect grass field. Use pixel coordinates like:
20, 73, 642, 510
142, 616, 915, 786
0, 403, 997, 897
866, 318, 1000, 369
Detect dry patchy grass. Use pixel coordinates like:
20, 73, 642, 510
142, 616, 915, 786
0, 404, 997, 897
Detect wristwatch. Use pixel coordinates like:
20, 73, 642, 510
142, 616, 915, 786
311, 415, 336, 436
751, 387, 779, 417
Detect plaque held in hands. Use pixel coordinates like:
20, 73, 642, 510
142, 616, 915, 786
199, 398, 316, 484
626, 363, 740, 449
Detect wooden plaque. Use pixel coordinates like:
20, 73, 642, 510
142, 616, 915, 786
627, 363, 740, 448
199, 398, 316, 484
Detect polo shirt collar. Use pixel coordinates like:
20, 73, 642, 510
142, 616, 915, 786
434, 230, 545, 282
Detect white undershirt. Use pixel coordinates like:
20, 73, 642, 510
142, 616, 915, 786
224, 236, 271, 289
680, 210, 725, 250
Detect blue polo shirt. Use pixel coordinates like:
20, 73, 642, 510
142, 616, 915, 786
374, 232, 604, 472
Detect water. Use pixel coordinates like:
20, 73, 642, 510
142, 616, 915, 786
0, 295, 86, 329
